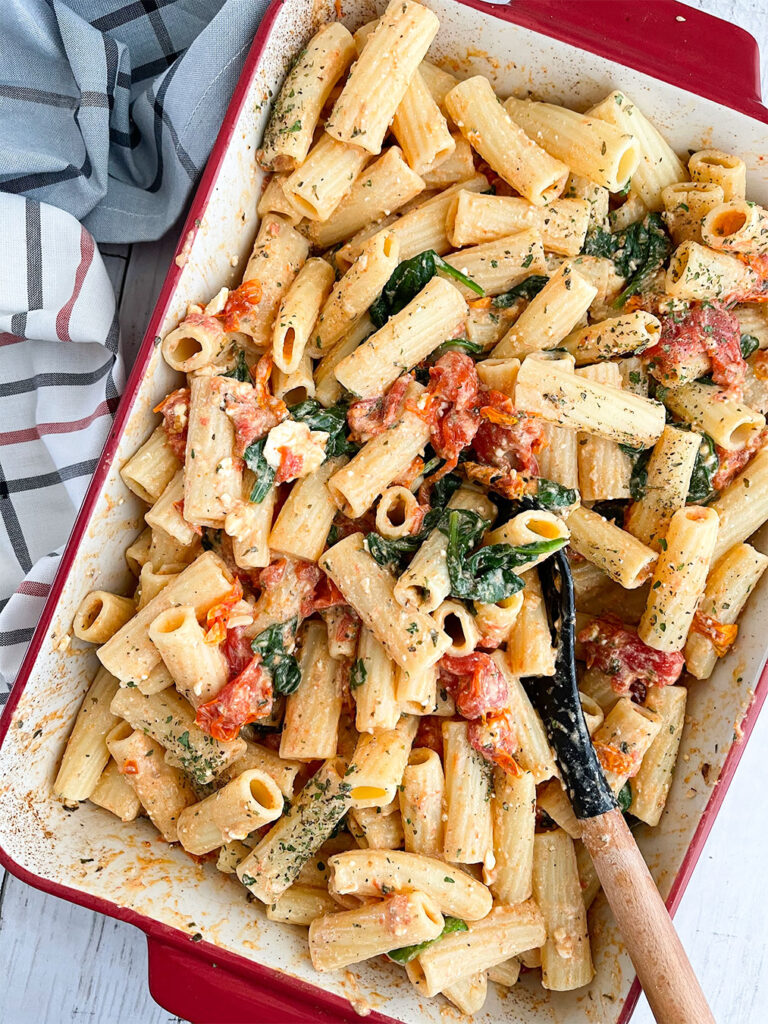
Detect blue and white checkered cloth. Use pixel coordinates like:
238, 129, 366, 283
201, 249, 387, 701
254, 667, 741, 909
0, 0, 270, 696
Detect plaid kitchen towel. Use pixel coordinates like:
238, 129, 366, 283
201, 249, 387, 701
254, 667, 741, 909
0, 0, 269, 698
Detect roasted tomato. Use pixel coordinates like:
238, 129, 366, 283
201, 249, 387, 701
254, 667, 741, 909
643, 303, 744, 392
347, 374, 412, 443
222, 626, 255, 678
217, 279, 263, 333
578, 615, 684, 694
473, 389, 544, 481
593, 740, 642, 778
204, 579, 244, 645
222, 353, 286, 456
690, 611, 738, 657
468, 711, 521, 776
440, 652, 509, 719
195, 656, 273, 741
420, 351, 483, 463
154, 386, 190, 461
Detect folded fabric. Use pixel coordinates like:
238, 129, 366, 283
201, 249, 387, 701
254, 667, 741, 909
0, 0, 269, 697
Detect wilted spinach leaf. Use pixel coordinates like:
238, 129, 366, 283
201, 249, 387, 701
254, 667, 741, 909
243, 438, 276, 503
430, 338, 484, 361
687, 432, 719, 502
387, 917, 468, 965
251, 618, 300, 695
349, 659, 367, 689
440, 509, 565, 604
741, 333, 760, 359
623, 446, 653, 501
582, 213, 671, 307
370, 250, 484, 329
617, 781, 633, 812
289, 398, 356, 458
536, 478, 579, 508
492, 274, 549, 309
222, 348, 250, 382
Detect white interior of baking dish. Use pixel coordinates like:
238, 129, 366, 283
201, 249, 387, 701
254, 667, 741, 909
1, 1, 767, 1021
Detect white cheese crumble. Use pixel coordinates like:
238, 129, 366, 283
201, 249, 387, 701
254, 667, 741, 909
263, 420, 329, 480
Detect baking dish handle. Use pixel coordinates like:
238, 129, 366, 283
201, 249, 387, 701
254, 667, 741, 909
478, 0, 765, 111
146, 935, 386, 1024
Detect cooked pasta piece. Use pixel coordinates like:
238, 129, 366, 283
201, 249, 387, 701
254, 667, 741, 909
532, 829, 594, 991
445, 76, 568, 205
328, 849, 492, 920
447, 192, 590, 255
399, 747, 445, 857
689, 149, 746, 202
326, 0, 439, 154
685, 542, 768, 679
73, 591, 135, 645
628, 686, 687, 826
273, 258, 335, 373
353, 626, 400, 733
490, 767, 536, 904
148, 605, 228, 708
309, 891, 444, 972
257, 22, 357, 171
280, 622, 342, 760
504, 96, 639, 192
345, 715, 419, 808
625, 426, 702, 550
638, 506, 720, 652
587, 91, 687, 210
53, 667, 121, 805
442, 719, 494, 865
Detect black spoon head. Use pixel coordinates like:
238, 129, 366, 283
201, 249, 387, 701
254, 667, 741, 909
523, 546, 616, 821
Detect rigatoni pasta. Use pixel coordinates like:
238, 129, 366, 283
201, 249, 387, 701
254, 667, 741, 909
57, 13, 768, 1013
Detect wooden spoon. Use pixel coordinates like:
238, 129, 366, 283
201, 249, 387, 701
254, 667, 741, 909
528, 547, 715, 1024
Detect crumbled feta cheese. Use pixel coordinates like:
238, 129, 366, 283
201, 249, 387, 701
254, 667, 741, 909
204, 287, 230, 316
263, 420, 329, 480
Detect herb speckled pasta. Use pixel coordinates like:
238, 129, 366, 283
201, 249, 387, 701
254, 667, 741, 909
57, 11, 768, 1014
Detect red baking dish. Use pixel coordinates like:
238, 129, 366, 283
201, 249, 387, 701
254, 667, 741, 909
1, 2, 768, 1022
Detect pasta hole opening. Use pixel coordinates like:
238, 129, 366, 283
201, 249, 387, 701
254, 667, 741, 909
682, 506, 712, 523
645, 321, 661, 341
351, 785, 388, 802
382, 236, 396, 259
730, 422, 759, 448
443, 612, 468, 646
422, 901, 443, 928
154, 608, 188, 634
282, 328, 296, 363
385, 496, 408, 527
172, 335, 204, 364
616, 147, 638, 188
281, 386, 310, 406
408, 747, 435, 767
289, 194, 321, 219
702, 154, 737, 169
81, 597, 104, 629
529, 517, 562, 540
712, 209, 747, 238
249, 777, 279, 809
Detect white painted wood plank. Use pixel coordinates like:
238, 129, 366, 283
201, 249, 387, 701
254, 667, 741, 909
0, 872, 175, 1024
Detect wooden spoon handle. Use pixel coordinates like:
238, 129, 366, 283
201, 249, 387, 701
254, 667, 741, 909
580, 808, 715, 1024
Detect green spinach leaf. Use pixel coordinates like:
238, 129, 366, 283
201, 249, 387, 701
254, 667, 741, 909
387, 917, 468, 965
243, 438, 276, 503
365, 473, 462, 571
741, 333, 760, 359
370, 250, 484, 329
536, 478, 579, 508
440, 509, 565, 604
430, 338, 484, 361
617, 781, 633, 813
687, 432, 719, 503
289, 398, 356, 458
624, 446, 652, 501
251, 618, 300, 695
350, 659, 367, 689
222, 348, 250, 382
492, 274, 548, 309
582, 213, 671, 307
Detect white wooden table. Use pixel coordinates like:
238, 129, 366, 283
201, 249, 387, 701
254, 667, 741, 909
2, 1, 767, 1021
